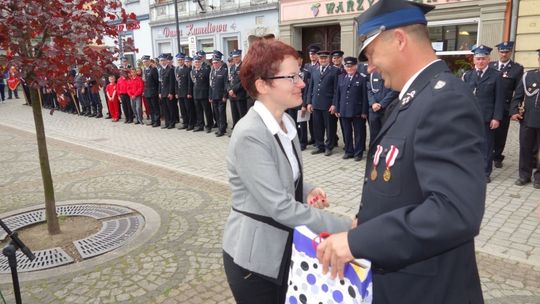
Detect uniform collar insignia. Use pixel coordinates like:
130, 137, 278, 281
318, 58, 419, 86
434, 80, 446, 90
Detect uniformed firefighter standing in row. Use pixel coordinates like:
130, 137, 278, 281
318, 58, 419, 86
175, 53, 194, 130
511, 48, 540, 189
367, 71, 399, 145
142, 55, 161, 127
462, 45, 504, 183
158, 53, 177, 129
301, 45, 320, 149
333, 56, 369, 161
209, 50, 229, 137
228, 49, 247, 130
489, 41, 524, 168
191, 55, 213, 132
307, 50, 340, 156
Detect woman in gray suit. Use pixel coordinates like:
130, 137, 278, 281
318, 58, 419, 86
222, 39, 352, 303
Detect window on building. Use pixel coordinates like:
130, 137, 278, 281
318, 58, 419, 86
255, 16, 264, 25
158, 42, 172, 55
198, 38, 214, 57
223, 37, 239, 58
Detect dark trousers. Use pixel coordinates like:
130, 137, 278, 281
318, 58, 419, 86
0, 84, 5, 101
159, 97, 172, 127
77, 89, 89, 113
146, 95, 160, 125
90, 92, 102, 115
185, 98, 196, 128
493, 110, 511, 162
121, 94, 133, 122
178, 97, 188, 126
194, 98, 213, 129
484, 123, 495, 177
287, 107, 305, 147
231, 98, 248, 128
368, 110, 383, 145
212, 99, 227, 133
167, 98, 178, 127
518, 123, 540, 181
8, 86, 18, 99
223, 251, 287, 304
313, 109, 336, 151
342, 116, 367, 157
330, 114, 339, 146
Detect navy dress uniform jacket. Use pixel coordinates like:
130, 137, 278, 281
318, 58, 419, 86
489, 60, 524, 111
191, 67, 210, 100
367, 72, 398, 109
175, 65, 192, 98
463, 67, 505, 123
306, 65, 339, 110
333, 72, 369, 117
349, 61, 486, 304
228, 63, 247, 100
159, 65, 176, 97
143, 66, 159, 98
511, 69, 540, 128
209, 64, 229, 100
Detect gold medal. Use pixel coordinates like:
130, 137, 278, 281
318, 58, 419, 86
370, 167, 377, 181
383, 167, 391, 182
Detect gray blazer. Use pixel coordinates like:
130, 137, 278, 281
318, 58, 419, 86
222, 108, 351, 279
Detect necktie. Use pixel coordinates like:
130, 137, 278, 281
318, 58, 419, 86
499, 63, 504, 71
477, 69, 482, 79
321, 66, 326, 74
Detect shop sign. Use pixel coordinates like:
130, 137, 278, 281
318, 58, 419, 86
282, 0, 474, 21
162, 22, 233, 38
114, 22, 141, 32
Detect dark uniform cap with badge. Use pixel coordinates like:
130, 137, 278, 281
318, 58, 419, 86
331, 50, 344, 58
212, 50, 223, 62
193, 55, 202, 61
356, 0, 434, 61
308, 45, 321, 54
471, 44, 492, 57
232, 49, 242, 57
158, 53, 167, 60
185, 56, 193, 62
344, 57, 358, 66
175, 53, 186, 59
141, 55, 151, 61
495, 41, 514, 52
317, 50, 331, 57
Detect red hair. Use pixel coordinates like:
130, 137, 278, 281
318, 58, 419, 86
240, 40, 299, 98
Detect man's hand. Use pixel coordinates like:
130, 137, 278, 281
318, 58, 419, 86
372, 103, 382, 112
168, 94, 173, 100
361, 114, 368, 120
511, 114, 522, 121
306, 187, 329, 209
158, 94, 161, 99
187, 94, 192, 99
228, 90, 236, 98
316, 232, 354, 279
490, 119, 500, 130
329, 105, 336, 115
307, 104, 313, 113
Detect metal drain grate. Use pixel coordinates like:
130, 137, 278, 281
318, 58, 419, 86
74, 215, 144, 259
56, 204, 134, 219
0, 247, 74, 273
0, 210, 46, 241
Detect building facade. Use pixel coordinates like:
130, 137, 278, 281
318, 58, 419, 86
279, 0, 510, 72
149, 0, 278, 59
515, 0, 540, 70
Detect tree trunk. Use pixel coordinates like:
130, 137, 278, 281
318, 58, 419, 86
30, 87, 61, 235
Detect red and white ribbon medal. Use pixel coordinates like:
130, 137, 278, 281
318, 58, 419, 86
370, 145, 383, 181
383, 145, 399, 182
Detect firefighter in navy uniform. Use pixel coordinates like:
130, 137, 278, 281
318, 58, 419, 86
142, 55, 160, 127
306, 50, 340, 156
331, 50, 346, 75
333, 56, 369, 161
302, 45, 320, 147
208, 51, 229, 137
367, 72, 399, 144
191, 55, 213, 132
462, 45, 505, 183
489, 41, 524, 168
158, 53, 177, 129
228, 49, 247, 130
175, 53, 193, 129
510, 48, 540, 189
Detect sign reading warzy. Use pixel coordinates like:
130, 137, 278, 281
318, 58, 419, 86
281, 0, 475, 21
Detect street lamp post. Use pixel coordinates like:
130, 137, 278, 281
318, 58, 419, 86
174, 0, 181, 54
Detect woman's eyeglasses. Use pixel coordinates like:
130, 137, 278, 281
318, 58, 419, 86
263, 73, 303, 84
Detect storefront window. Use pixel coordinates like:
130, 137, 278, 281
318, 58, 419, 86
199, 38, 214, 56
223, 37, 239, 58
429, 23, 477, 52
157, 42, 172, 55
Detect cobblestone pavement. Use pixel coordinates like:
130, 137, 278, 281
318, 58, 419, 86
0, 98, 539, 303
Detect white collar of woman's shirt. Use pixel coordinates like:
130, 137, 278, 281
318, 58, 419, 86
399, 59, 441, 100
253, 100, 297, 141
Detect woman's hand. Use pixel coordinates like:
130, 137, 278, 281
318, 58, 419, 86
307, 187, 329, 209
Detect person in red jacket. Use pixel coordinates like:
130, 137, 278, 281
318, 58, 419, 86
106, 75, 120, 121
116, 70, 133, 123
127, 68, 145, 124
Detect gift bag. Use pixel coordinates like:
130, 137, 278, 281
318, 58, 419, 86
285, 225, 372, 304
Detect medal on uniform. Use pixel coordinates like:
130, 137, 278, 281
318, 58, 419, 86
383, 145, 399, 182
370, 145, 383, 181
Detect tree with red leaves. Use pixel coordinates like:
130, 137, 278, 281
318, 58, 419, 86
0, 0, 138, 234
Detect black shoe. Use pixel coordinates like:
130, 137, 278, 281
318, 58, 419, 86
494, 160, 503, 168
147, 122, 154, 126
534, 183, 540, 189
89, 113, 96, 117
124, 120, 130, 124
354, 155, 363, 162
152, 124, 160, 128
216, 132, 225, 137
134, 121, 141, 125
486, 176, 491, 184
167, 125, 174, 129
161, 125, 168, 129
342, 154, 353, 160
514, 178, 531, 186
214, 130, 219, 135
193, 128, 204, 132
178, 125, 187, 130
96, 114, 103, 118
308, 140, 314, 145
105, 115, 112, 119
300, 145, 307, 151
324, 149, 333, 156
311, 149, 324, 155
186, 126, 194, 131
206, 128, 212, 133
